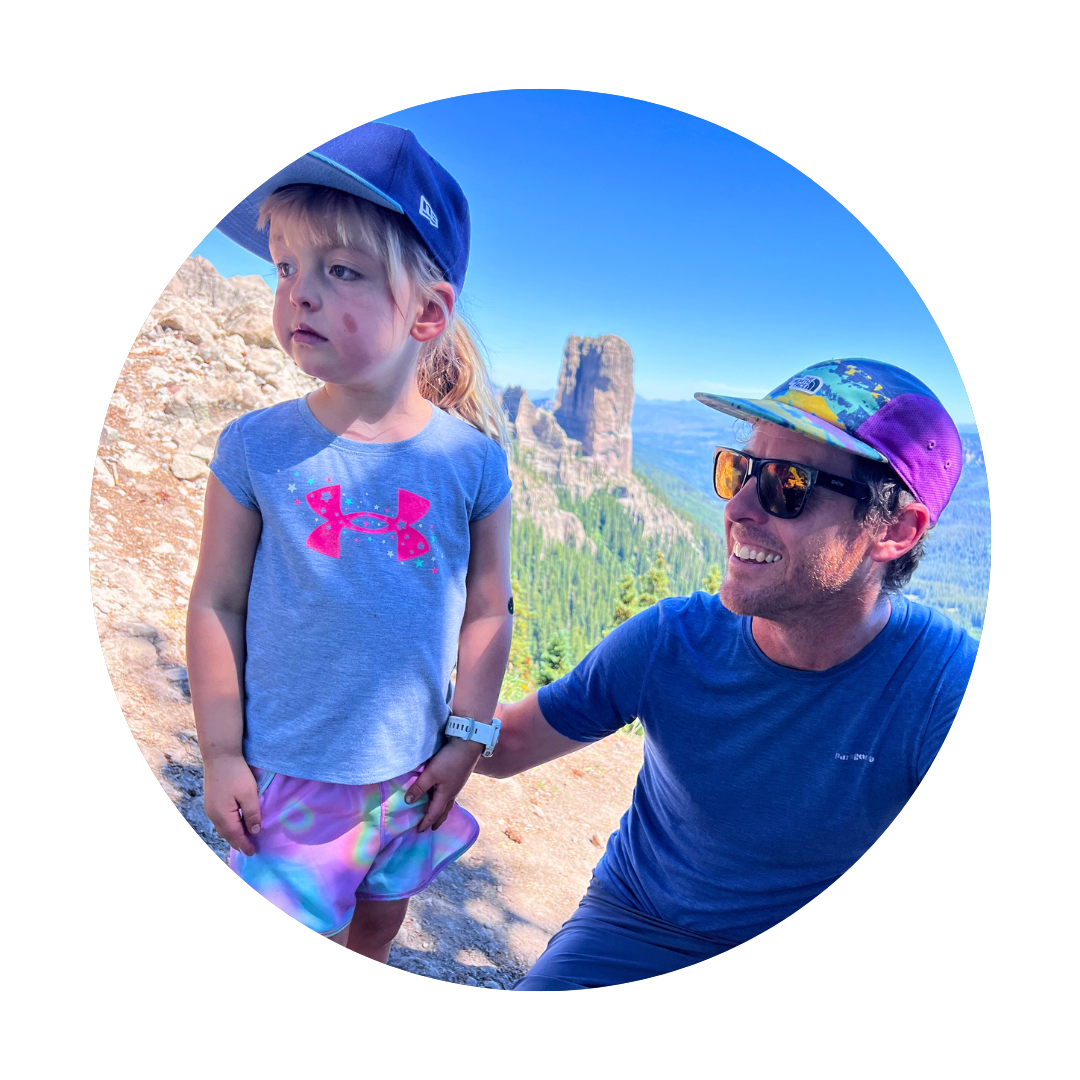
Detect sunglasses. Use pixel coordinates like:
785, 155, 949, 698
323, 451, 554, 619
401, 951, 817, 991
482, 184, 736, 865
712, 447, 871, 519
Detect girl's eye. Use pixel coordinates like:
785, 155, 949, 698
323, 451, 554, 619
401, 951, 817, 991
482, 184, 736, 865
329, 264, 361, 282
276, 262, 294, 278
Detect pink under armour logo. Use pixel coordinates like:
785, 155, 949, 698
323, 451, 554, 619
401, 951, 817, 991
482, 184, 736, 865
305, 486, 431, 560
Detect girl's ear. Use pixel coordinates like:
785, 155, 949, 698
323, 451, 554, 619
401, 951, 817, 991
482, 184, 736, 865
410, 282, 456, 343
868, 501, 931, 565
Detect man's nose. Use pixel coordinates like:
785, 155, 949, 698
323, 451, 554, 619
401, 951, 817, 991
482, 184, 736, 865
725, 475, 768, 522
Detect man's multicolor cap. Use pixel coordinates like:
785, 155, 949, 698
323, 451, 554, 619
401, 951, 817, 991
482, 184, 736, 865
695, 359, 963, 522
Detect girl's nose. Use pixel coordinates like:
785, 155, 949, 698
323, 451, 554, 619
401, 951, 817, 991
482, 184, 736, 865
288, 269, 320, 309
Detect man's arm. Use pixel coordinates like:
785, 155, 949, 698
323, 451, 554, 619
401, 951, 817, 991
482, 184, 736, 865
474, 692, 589, 779
479, 600, 663, 778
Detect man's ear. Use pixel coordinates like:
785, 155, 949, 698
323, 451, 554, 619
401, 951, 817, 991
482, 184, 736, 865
410, 282, 455, 343
868, 502, 931, 565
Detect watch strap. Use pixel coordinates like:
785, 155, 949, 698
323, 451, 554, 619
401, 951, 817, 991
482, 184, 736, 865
444, 715, 501, 756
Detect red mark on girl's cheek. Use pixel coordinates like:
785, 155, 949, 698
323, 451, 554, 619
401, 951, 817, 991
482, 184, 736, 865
343, 314, 358, 334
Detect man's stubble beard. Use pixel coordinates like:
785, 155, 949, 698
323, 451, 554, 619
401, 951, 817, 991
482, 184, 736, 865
719, 537, 872, 622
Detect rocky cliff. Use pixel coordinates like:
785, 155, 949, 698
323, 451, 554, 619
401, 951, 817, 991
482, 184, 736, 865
554, 335, 635, 475
502, 335, 694, 550
92, 256, 321, 848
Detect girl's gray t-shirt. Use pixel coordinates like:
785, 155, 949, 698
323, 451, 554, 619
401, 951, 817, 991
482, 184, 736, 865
209, 397, 512, 784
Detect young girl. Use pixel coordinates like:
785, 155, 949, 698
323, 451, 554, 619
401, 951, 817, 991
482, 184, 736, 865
187, 123, 513, 961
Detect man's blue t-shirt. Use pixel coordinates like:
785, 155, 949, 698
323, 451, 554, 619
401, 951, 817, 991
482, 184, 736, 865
537, 593, 978, 945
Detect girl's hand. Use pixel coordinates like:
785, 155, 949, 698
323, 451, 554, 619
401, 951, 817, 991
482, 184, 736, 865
203, 754, 262, 856
405, 738, 484, 833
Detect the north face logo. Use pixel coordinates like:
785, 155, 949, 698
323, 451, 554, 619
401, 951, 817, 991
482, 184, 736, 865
788, 375, 824, 394
419, 196, 439, 228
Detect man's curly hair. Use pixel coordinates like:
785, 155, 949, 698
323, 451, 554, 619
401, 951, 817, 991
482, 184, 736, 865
849, 457, 928, 592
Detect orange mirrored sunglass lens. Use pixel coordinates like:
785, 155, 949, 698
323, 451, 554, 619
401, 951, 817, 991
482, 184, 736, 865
714, 452, 748, 499
760, 463, 811, 515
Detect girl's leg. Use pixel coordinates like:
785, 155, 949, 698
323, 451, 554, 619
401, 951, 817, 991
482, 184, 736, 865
330, 897, 410, 962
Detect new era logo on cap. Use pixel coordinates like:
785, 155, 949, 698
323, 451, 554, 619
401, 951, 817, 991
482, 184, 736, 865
419, 196, 438, 229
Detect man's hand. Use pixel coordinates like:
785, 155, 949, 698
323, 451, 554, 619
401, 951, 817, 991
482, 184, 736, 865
203, 753, 262, 856
405, 738, 484, 832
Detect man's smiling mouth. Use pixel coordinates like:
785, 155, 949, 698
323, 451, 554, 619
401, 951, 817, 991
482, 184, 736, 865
731, 544, 783, 564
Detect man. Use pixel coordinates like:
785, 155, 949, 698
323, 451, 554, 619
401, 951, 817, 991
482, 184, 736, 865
475, 359, 979, 991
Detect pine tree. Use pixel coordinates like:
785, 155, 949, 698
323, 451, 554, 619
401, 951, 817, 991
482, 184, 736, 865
637, 551, 671, 609
501, 573, 538, 701
538, 629, 572, 685
703, 563, 723, 594
611, 572, 639, 628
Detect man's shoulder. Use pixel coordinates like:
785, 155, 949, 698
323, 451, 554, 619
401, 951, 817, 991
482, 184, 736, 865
886, 596, 980, 693
892, 595, 979, 659
654, 591, 741, 635
620, 592, 742, 666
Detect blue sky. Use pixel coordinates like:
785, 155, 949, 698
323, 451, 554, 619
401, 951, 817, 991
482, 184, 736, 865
193, 90, 974, 423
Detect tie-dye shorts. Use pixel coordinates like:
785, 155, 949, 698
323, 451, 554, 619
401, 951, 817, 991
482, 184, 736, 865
229, 766, 479, 936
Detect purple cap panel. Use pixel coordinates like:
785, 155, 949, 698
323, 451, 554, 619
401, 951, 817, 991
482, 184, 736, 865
855, 394, 963, 522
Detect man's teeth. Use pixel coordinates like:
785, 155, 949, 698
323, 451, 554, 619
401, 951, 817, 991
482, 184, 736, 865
733, 544, 781, 564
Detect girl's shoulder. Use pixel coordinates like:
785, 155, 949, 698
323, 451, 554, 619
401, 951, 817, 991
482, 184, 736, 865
428, 408, 512, 520
429, 407, 509, 460
222, 398, 305, 438
431, 405, 502, 445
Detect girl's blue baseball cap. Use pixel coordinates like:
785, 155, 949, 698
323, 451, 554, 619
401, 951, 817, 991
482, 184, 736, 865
216, 122, 471, 294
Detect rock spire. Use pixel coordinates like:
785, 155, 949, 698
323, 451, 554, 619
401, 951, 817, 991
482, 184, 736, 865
553, 335, 635, 477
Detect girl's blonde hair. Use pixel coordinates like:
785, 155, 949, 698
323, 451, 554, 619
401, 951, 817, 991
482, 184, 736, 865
258, 184, 508, 444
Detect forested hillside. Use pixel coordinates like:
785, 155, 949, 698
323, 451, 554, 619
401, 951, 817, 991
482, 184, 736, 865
508, 479, 725, 674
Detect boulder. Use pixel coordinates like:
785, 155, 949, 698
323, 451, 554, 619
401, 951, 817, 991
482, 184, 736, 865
120, 450, 161, 475
164, 255, 273, 310
223, 303, 278, 349
170, 453, 208, 480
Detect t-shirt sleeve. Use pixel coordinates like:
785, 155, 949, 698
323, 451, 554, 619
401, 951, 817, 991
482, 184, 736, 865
470, 437, 512, 521
917, 630, 979, 781
537, 604, 662, 743
209, 419, 258, 510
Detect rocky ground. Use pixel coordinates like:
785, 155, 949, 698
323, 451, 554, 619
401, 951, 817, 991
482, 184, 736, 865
90, 257, 645, 988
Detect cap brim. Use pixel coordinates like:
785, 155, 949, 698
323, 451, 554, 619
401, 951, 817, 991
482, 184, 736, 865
215, 153, 405, 263
694, 392, 888, 462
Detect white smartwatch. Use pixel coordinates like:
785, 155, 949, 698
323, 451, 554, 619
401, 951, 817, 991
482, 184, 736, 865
444, 715, 502, 757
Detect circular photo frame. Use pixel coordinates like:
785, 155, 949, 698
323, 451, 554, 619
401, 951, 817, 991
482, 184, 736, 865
90, 89, 989, 992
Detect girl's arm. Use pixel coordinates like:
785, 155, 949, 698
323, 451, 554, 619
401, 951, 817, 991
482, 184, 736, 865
186, 474, 263, 855
407, 493, 513, 831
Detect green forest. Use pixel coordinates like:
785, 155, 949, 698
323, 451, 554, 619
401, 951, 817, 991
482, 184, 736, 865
502, 478, 725, 699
